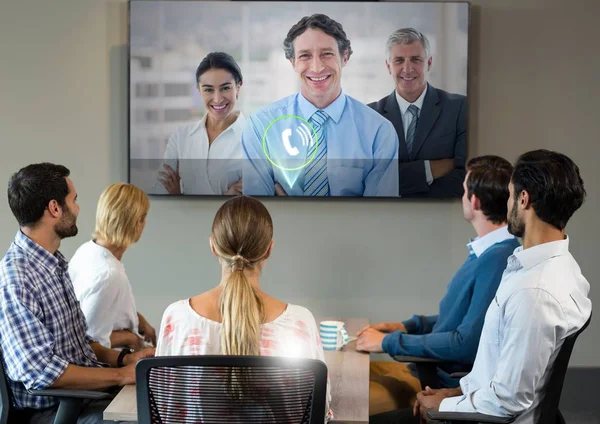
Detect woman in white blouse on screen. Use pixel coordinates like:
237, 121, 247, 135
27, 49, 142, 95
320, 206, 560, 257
69, 183, 156, 351
156, 52, 246, 195
156, 196, 332, 421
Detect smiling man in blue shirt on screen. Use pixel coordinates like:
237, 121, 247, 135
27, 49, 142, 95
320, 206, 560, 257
242, 14, 399, 197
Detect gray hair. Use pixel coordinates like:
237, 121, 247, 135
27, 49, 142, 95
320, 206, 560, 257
283, 14, 353, 61
386, 28, 431, 59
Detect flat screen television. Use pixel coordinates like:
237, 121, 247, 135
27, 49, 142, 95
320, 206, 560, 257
129, 1, 469, 198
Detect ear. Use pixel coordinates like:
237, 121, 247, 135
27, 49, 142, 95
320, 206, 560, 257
289, 58, 295, 68
47, 199, 62, 219
427, 56, 433, 71
385, 59, 392, 75
341, 51, 349, 67
262, 240, 275, 261
196, 83, 201, 94
520, 190, 532, 210
209, 236, 219, 257
471, 193, 482, 212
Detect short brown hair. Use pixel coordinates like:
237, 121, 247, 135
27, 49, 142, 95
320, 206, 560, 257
466, 155, 513, 224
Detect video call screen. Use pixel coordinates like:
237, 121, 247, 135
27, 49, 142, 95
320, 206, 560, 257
129, 1, 469, 198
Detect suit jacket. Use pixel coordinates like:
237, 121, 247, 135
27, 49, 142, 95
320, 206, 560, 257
369, 84, 467, 198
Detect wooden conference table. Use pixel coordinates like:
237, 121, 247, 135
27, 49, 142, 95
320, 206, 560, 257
104, 317, 370, 423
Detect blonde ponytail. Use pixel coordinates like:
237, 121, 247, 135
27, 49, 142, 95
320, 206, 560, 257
219, 255, 264, 355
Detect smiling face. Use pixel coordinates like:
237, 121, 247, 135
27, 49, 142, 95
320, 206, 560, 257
197, 68, 241, 122
386, 41, 431, 103
290, 28, 348, 108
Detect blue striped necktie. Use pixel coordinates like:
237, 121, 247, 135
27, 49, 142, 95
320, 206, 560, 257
406, 104, 419, 155
303, 110, 330, 196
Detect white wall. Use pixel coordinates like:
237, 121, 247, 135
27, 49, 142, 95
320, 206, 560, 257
0, 0, 598, 366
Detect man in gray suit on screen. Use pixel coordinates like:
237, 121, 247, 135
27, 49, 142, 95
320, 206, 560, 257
369, 28, 467, 198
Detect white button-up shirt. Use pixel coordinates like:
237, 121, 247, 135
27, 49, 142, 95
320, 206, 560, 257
68, 240, 139, 348
467, 226, 514, 258
440, 237, 592, 423
153, 112, 246, 195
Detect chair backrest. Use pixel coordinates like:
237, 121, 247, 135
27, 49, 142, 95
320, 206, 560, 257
0, 351, 13, 424
136, 355, 328, 424
537, 312, 592, 424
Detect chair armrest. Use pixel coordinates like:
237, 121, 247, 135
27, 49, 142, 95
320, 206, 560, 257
393, 355, 441, 363
30, 389, 111, 400
427, 411, 516, 423
449, 371, 469, 378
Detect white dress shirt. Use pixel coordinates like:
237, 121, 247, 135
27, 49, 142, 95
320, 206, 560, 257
68, 240, 139, 348
439, 237, 592, 423
153, 112, 246, 195
395, 86, 433, 184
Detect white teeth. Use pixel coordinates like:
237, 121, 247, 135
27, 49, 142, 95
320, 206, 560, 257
309, 76, 328, 82
212, 105, 226, 110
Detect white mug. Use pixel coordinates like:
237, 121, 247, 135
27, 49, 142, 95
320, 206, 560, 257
319, 320, 349, 351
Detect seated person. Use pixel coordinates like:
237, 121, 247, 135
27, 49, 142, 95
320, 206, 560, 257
156, 195, 331, 420
0, 163, 153, 424
413, 150, 591, 423
357, 156, 519, 416
69, 182, 156, 350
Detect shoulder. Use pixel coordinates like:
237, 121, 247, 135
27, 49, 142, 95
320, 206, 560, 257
366, 94, 389, 112
430, 85, 466, 105
0, 245, 35, 291
170, 119, 205, 142
285, 304, 319, 327
161, 299, 192, 324
250, 94, 297, 122
346, 95, 395, 131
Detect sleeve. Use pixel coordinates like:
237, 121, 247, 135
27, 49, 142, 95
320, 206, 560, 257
426, 97, 467, 198
155, 304, 177, 356
0, 275, 68, 390
151, 130, 181, 195
364, 120, 399, 197
385, 256, 508, 361
401, 314, 439, 334
242, 114, 276, 196
439, 288, 567, 417
77, 270, 123, 348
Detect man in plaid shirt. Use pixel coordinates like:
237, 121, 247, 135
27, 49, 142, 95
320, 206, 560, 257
0, 163, 154, 423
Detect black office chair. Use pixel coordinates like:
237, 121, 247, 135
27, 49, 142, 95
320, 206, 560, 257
427, 313, 592, 424
0, 351, 110, 424
136, 355, 328, 424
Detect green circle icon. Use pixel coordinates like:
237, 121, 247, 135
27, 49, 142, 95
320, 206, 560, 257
261, 115, 319, 171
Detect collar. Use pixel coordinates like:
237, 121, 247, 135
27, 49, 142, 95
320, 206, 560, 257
190, 111, 246, 137
395, 83, 428, 116
14, 230, 68, 272
512, 236, 570, 271
297, 91, 346, 124
467, 225, 515, 257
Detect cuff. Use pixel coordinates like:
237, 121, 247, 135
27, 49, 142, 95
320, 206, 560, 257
439, 395, 462, 412
425, 160, 433, 185
30, 355, 69, 390
382, 331, 403, 355
401, 316, 420, 334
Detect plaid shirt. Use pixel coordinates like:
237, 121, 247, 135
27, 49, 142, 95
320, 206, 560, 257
0, 231, 104, 410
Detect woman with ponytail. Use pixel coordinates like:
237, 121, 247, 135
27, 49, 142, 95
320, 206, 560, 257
155, 196, 330, 419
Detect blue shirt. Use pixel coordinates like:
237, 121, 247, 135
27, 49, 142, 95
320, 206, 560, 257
382, 228, 520, 386
242, 92, 399, 196
0, 231, 104, 410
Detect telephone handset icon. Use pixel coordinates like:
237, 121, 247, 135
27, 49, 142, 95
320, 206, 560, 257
281, 128, 299, 156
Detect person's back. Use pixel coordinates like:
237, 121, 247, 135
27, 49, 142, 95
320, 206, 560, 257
155, 196, 330, 421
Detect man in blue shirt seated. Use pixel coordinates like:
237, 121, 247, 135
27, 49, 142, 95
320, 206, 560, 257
356, 155, 520, 417
0, 163, 154, 423
414, 150, 591, 423
242, 13, 399, 197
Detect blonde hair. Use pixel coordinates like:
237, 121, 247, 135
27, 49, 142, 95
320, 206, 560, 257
211, 196, 273, 356
93, 183, 150, 249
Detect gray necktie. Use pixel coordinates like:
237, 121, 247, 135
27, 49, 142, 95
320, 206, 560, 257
406, 104, 419, 155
